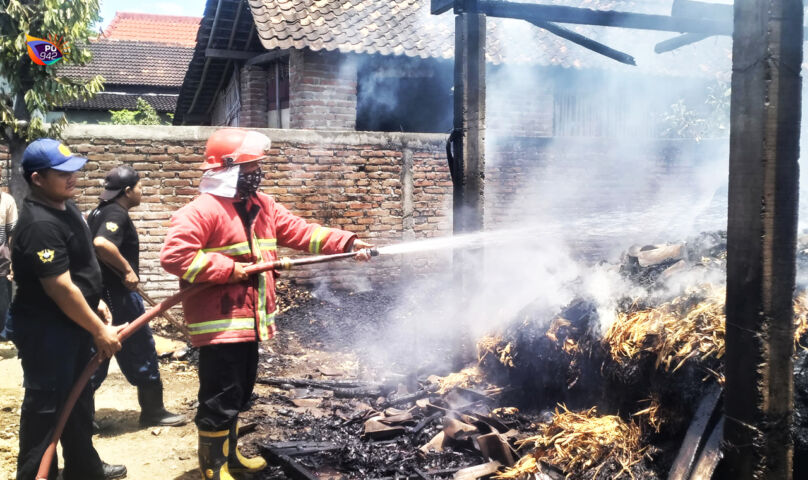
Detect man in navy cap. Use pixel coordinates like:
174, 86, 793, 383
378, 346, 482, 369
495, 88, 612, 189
9, 138, 127, 479
88, 165, 185, 428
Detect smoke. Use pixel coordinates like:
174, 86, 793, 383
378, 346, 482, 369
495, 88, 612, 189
351, 3, 742, 373
306, 1, 808, 376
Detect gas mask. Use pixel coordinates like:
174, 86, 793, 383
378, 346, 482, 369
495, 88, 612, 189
236, 165, 263, 199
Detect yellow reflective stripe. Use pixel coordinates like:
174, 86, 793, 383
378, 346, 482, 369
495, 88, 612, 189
257, 238, 277, 251
188, 318, 255, 336
308, 227, 330, 254
198, 430, 229, 438
182, 250, 209, 283
257, 271, 268, 341
202, 242, 251, 256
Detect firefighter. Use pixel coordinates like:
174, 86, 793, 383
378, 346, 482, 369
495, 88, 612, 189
160, 128, 373, 479
10, 138, 126, 479
87, 165, 186, 428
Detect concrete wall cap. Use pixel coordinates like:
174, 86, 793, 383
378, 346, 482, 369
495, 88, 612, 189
62, 124, 447, 148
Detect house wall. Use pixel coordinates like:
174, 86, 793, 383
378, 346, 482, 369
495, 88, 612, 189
239, 65, 268, 128
485, 136, 729, 258
487, 87, 554, 137
487, 65, 555, 137
289, 49, 358, 130
211, 70, 241, 127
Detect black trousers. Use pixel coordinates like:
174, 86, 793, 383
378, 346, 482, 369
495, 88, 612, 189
0, 276, 12, 338
16, 344, 104, 480
196, 342, 258, 431
91, 289, 160, 390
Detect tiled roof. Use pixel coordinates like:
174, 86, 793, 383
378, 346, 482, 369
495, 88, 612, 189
59, 40, 195, 87
247, 0, 731, 73
101, 12, 201, 47
174, 0, 264, 125
64, 92, 178, 112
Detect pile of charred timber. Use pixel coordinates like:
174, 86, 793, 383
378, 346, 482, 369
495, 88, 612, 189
248, 231, 808, 479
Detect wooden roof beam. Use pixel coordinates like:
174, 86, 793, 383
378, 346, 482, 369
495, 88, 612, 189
205, 48, 262, 60
479, 1, 732, 35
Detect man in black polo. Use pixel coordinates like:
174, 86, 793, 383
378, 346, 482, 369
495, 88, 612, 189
9, 138, 126, 479
88, 165, 185, 427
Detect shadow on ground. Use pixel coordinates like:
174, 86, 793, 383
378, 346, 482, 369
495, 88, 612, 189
94, 408, 143, 437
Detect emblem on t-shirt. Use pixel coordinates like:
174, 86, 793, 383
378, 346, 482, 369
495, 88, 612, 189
106, 222, 119, 232
37, 249, 55, 263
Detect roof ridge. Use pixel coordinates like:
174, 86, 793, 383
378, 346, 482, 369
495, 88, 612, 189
89, 38, 196, 49
108, 11, 202, 23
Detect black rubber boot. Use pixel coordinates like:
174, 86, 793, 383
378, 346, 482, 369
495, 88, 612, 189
137, 381, 187, 427
101, 462, 127, 479
198, 430, 234, 480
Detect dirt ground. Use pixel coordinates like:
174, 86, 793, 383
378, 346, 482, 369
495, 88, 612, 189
0, 335, 362, 479
0, 335, 202, 479
0, 279, 467, 480
0, 281, 387, 480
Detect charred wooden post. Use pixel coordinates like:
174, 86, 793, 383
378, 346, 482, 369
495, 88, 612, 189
450, 0, 486, 298
722, 0, 803, 478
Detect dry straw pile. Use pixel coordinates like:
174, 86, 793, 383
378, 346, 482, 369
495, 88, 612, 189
497, 405, 648, 480
604, 286, 808, 378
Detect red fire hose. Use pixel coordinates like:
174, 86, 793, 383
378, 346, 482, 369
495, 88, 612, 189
35, 248, 376, 479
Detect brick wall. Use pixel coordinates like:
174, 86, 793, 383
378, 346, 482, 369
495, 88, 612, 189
485, 136, 729, 257
239, 65, 268, 127
289, 49, 358, 130
487, 86, 554, 138
54, 125, 448, 301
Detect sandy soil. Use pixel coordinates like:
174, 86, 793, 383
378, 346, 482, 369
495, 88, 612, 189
0, 282, 421, 480
0, 336, 202, 480
0, 329, 364, 480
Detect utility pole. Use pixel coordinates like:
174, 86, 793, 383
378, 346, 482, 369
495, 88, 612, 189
722, 0, 803, 478
450, 0, 486, 294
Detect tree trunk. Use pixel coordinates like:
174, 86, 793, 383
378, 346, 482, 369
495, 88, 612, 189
8, 135, 29, 204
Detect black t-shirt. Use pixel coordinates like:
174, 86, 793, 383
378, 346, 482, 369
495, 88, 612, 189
87, 202, 139, 290
10, 197, 103, 330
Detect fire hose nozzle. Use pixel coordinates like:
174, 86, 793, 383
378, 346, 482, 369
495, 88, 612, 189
363, 247, 379, 257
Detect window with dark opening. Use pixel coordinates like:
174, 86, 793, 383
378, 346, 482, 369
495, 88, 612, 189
267, 58, 290, 128
356, 59, 452, 133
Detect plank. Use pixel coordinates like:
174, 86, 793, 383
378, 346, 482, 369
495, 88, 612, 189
689, 416, 724, 480
667, 382, 722, 480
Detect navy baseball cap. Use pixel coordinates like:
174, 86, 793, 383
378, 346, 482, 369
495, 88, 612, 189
100, 165, 140, 201
22, 138, 87, 173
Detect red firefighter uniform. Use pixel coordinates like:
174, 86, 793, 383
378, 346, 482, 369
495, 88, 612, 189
160, 191, 356, 347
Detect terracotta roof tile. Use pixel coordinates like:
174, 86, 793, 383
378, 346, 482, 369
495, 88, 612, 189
100, 12, 201, 47
60, 40, 194, 87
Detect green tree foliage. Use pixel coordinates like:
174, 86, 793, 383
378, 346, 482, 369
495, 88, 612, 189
660, 79, 731, 141
1, 0, 104, 197
108, 98, 170, 125
1, 0, 104, 140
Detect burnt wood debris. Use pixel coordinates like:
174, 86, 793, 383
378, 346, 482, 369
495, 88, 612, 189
208, 232, 808, 480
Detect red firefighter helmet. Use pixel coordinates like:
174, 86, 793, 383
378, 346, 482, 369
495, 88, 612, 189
201, 128, 271, 170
